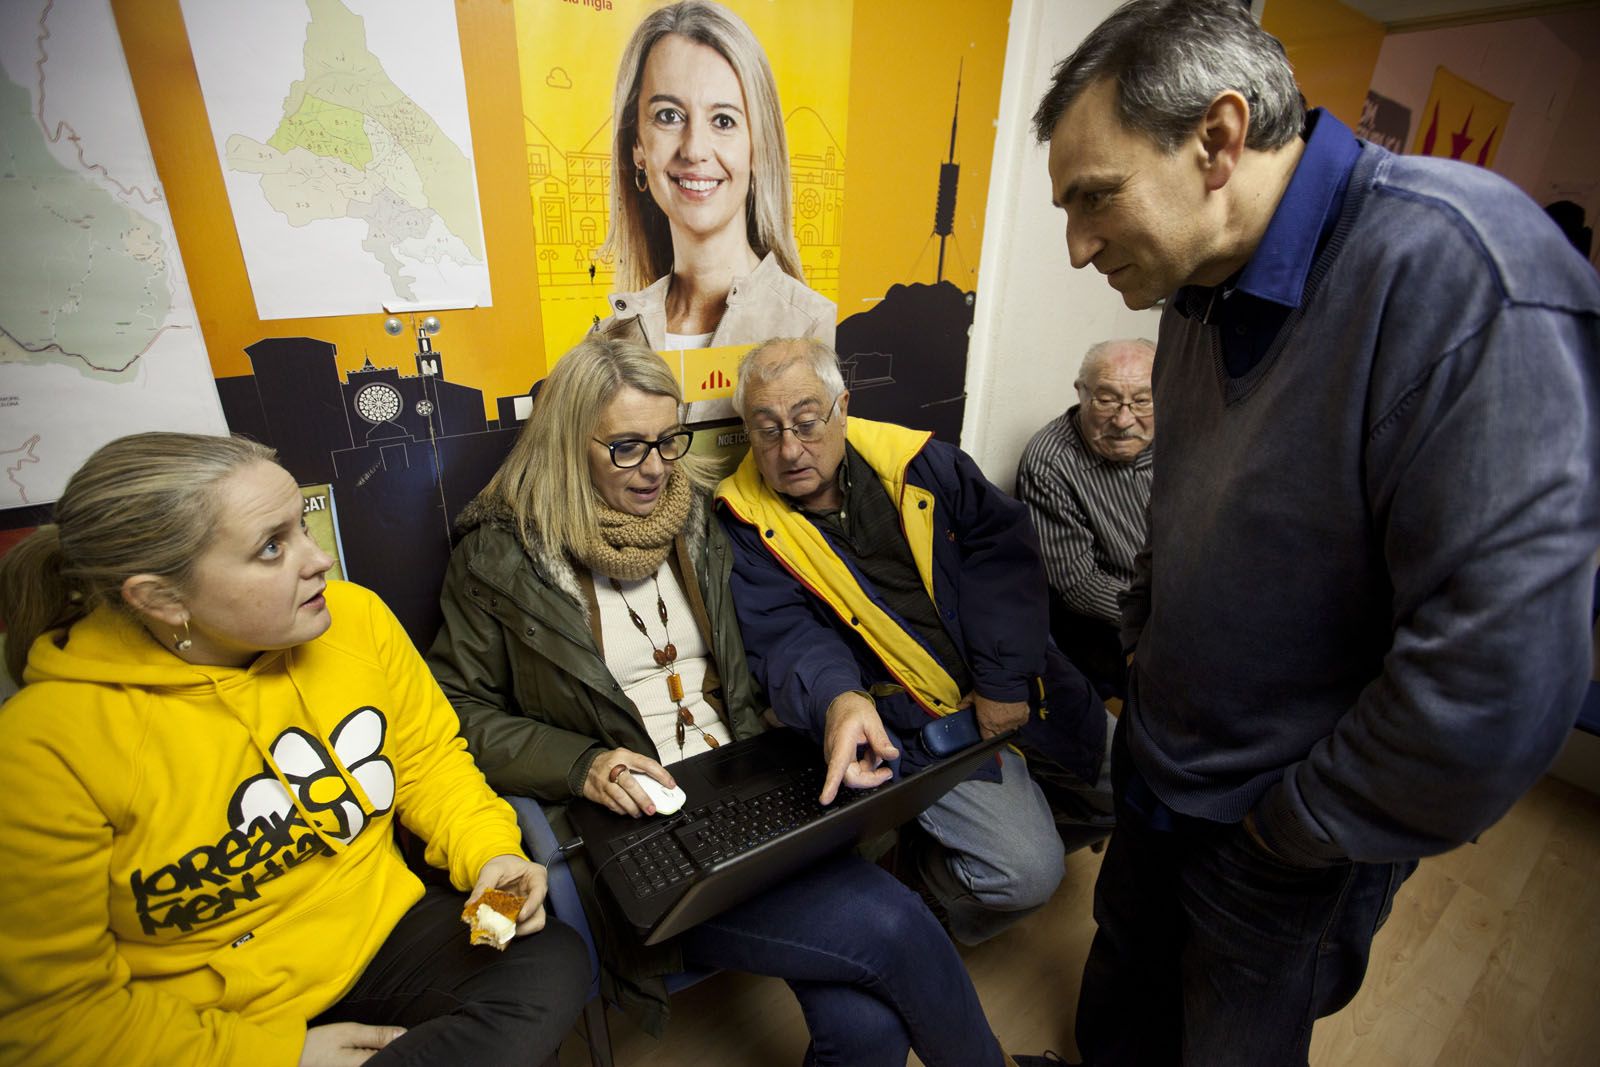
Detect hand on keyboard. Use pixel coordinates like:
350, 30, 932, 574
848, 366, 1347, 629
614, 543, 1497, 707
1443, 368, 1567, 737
820, 692, 899, 805
614, 770, 874, 900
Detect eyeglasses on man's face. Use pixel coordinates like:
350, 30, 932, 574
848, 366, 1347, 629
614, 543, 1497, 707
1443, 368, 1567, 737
749, 396, 841, 449
593, 429, 694, 469
1088, 394, 1153, 417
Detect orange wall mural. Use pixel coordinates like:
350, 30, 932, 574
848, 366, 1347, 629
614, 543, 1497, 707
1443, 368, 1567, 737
113, 0, 545, 418
89, 0, 1012, 645
1412, 66, 1510, 168
111, 0, 1007, 424
1261, 0, 1385, 130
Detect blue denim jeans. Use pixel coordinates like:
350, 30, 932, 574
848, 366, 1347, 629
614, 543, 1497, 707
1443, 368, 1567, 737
1076, 721, 1417, 1066
916, 748, 1067, 944
679, 851, 1005, 1067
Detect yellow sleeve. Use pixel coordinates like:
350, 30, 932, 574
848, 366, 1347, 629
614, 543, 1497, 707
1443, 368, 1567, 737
360, 589, 526, 888
0, 697, 305, 1067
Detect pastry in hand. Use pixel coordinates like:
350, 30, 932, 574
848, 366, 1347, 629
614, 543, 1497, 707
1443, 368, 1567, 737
462, 887, 526, 950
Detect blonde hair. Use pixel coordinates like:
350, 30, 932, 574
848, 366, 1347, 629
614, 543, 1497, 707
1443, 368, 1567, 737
478, 337, 715, 559
0, 432, 277, 686
602, 0, 803, 293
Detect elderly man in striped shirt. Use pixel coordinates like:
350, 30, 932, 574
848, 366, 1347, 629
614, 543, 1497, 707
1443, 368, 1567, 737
1016, 338, 1155, 701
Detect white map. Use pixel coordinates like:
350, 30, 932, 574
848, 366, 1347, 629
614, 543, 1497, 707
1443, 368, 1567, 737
0, 0, 226, 509
181, 0, 492, 320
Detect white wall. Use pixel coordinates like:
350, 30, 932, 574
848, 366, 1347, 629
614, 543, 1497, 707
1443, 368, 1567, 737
961, 0, 1161, 489
1367, 17, 1582, 206
1530, 8, 1600, 269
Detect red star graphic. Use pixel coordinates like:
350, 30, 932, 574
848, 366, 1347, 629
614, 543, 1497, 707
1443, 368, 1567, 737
1450, 108, 1475, 160
1475, 127, 1497, 166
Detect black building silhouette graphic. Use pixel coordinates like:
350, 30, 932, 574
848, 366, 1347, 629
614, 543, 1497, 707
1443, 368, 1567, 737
833, 65, 975, 446
216, 334, 535, 645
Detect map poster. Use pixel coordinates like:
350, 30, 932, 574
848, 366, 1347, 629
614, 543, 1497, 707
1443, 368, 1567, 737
0, 0, 226, 508
179, 0, 493, 320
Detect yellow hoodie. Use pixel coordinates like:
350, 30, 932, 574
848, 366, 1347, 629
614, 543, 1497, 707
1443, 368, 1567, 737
0, 581, 525, 1067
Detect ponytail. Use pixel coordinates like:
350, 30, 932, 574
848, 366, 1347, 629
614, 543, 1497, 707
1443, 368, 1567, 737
0, 526, 82, 687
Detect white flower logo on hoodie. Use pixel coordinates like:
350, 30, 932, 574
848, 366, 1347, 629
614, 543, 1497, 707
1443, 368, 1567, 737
229, 706, 396, 844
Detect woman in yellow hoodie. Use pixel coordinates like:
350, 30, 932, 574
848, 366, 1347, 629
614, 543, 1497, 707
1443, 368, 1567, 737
0, 433, 588, 1067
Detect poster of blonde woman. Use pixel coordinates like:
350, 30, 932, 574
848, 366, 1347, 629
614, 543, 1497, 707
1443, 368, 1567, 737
515, 0, 1006, 441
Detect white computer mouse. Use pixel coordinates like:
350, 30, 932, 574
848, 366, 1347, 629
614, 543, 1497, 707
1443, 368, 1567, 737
635, 774, 687, 815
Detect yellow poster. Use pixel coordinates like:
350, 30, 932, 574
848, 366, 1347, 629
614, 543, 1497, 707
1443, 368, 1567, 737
1412, 66, 1511, 169
686, 415, 752, 482
513, 0, 853, 364
511, 0, 1008, 445
676, 344, 743, 404
300, 484, 347, 581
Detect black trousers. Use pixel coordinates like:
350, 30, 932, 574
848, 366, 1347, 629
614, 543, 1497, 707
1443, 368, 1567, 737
1076, 721, 1416, 1066
313, 885, 589, 1067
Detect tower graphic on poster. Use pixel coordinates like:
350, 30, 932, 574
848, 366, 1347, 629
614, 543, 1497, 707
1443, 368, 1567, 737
836, 64, 974, 446
215, 326, 536, 645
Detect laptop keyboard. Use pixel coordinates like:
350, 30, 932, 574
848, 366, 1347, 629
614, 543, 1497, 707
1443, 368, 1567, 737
612, 767, 871, 901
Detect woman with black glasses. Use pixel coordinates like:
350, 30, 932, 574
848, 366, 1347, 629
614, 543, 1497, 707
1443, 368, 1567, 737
427, 336, 1035, 1067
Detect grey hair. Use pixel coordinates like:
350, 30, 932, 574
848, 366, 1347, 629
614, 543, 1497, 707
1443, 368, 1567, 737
1032, 0, 1304, 153
733, 337, 846, 419
1076, 337, 1156, 388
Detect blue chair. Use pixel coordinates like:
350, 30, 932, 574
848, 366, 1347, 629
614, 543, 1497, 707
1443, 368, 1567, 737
509, 795, 614, 1067
509, 795, 716, 1067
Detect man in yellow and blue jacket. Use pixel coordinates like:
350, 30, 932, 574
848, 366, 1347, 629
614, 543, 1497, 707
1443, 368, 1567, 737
717, 338, 1114, 944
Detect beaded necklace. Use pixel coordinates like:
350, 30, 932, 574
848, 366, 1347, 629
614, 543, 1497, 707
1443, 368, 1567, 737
609, 574, 720, 757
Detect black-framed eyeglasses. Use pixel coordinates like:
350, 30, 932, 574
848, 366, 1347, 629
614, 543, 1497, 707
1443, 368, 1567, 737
592, 430, 694, 469
749, 396, 841, 449
1088, 395, 1154, 416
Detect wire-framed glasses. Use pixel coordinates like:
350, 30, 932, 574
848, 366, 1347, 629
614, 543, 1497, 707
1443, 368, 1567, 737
749, 396, 841, 449
1088, 394, 1154, 416
592, 430, 694, 469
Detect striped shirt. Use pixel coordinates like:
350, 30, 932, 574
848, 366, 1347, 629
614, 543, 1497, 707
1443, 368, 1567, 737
1015, 406, 1153, 626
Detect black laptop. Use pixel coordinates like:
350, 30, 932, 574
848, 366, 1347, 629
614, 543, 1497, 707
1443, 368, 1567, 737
569, 726, 1010, 946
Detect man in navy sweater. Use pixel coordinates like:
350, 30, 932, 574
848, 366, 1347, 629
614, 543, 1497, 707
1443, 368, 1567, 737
1032, 1, 1600, 1063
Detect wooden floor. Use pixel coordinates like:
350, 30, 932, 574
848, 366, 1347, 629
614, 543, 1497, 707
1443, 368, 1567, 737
557, 775, 1600, 1067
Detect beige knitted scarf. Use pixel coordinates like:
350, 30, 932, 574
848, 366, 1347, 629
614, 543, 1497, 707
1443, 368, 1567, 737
575, 469, 692, 581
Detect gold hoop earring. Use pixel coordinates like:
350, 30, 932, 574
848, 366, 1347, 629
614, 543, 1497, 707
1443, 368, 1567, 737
634, 166, 648, 193
174, 619, 193, 653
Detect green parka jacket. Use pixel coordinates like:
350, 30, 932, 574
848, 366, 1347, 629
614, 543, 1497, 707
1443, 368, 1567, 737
426, 491, 766, 1034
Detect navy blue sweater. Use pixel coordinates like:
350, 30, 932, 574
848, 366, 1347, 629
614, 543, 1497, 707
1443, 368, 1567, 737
1122, 137, 1600, 868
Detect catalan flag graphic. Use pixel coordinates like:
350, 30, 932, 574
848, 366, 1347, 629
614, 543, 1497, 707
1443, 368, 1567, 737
1412, 66, 1511, 169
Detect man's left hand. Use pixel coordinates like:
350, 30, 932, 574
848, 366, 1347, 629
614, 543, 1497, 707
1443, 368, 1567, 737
1240, 812, 1284, 860
966, 693, 1029, 738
